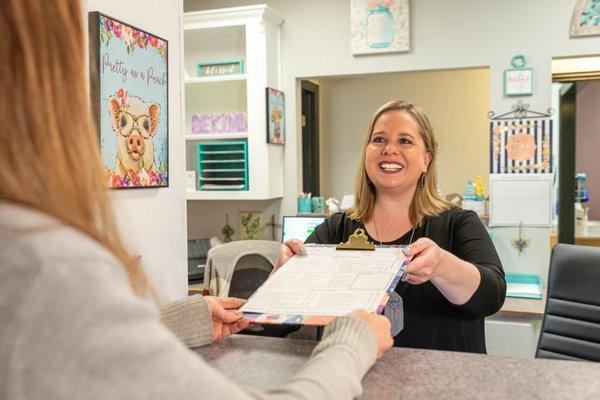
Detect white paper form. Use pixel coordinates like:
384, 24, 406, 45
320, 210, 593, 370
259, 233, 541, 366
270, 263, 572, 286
240, 245, 407, 318
489, 173, 553, 227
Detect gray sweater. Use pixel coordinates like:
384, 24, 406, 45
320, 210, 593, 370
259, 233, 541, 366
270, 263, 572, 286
0, 204, 377, 400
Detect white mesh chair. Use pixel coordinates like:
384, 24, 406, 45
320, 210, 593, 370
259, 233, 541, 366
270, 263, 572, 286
204, 240, 280, 299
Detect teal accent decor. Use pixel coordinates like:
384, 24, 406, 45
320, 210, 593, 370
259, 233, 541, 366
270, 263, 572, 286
297, 197, 312, 213
197, 140, 248, 190
505, 273, 542, 299
504, 68, 534, 97
366, 5, 394, 49
580, 0, 600, 26
196, 59, 244, 77
505, 55, 533, 96
510, 54, 528, 69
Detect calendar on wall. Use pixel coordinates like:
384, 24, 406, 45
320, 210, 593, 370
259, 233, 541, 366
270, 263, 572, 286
489, 174, 553, 227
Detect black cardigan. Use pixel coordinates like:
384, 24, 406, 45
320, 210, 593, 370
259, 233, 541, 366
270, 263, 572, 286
305, 208, 506, 353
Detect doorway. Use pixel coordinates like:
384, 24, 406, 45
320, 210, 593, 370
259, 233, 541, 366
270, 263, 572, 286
553, 56, 600, 247
301, 80, 320, 196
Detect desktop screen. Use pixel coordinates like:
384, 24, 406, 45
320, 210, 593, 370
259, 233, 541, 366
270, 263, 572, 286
282, 216, 326, 242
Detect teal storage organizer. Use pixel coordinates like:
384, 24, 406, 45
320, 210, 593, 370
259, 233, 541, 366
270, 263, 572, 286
505, 273, 542, 299
197, 140, 248, 191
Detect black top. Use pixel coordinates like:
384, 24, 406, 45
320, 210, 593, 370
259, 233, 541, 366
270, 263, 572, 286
305, 208, 506, 353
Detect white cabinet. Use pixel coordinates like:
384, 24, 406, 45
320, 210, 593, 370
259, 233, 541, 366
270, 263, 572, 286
183, 5, 284, 200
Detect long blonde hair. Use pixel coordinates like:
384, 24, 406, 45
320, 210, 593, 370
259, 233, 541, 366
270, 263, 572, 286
0, 0, 155, 299
347, 100, 454, 225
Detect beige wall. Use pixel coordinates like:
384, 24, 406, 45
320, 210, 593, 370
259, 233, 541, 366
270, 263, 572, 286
318, 68, 490, 201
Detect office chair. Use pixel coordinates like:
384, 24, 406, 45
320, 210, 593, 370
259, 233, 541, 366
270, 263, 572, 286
204, 240, 279, 298
536, 244, 600, 361
204, 240, 298, 338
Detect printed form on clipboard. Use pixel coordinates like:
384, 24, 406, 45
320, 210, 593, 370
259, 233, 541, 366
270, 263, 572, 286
240, 229, 410, 326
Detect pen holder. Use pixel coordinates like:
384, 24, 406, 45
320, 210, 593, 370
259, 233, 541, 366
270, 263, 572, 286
297, 197, 312, 213
311, 196, 325, 213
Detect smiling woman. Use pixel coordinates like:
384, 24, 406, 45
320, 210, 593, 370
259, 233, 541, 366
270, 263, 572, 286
277, 100, 507, 354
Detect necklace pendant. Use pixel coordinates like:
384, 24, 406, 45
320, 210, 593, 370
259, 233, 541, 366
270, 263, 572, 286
384, 291, 404, 336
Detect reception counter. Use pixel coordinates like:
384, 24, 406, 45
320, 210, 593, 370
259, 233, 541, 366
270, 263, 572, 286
196, 335, 600, 399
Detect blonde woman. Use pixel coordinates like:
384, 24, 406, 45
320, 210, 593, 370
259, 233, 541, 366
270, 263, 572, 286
0, 1, 393, 399
279, 101, 506, 353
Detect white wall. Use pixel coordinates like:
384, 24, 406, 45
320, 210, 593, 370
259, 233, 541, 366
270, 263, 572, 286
85, 0, 187, 299
185, 0, 600, 280
187, 200, 281, 241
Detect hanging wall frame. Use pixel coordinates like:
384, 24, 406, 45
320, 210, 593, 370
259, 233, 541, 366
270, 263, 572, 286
89, 12, 169, 189
350, 0, 410, 55
571, 0, 600, 37
489, 101, 554, 174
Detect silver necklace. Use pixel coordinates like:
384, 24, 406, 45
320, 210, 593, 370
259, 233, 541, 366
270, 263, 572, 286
372, 212, 412, 337
372, 212, 416, 246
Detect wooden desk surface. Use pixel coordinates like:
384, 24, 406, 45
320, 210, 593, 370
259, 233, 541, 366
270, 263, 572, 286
497, 290, 546, 317
196, 335, 600, 399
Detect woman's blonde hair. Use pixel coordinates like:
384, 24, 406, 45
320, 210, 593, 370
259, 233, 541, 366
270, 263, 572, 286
347, 100, 454, 226
0, 0, 155, 299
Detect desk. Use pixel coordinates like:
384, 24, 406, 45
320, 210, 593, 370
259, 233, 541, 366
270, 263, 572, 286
196, 335, 600, 399
486, 292, 545, 358
550, 229, 600, 247
498, 289, 546, 317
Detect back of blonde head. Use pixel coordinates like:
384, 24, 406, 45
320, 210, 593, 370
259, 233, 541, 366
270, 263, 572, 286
0, 0, 154, 298
347, 100, 454, 225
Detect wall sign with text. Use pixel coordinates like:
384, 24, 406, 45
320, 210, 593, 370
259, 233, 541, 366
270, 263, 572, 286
504, 55, 533, 97
504, 68, 534, 96
196, 60, 244, 77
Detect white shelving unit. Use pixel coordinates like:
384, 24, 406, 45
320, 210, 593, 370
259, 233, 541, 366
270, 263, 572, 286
183, 5, 284, 200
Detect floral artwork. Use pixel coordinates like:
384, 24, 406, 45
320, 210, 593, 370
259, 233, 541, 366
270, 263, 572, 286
266, 88, 285, 145
571, 0, 600, 37
490, 119, 552, 174
350, 0, 409, 55
238, 212, 264, 240
89, 12, 168, 188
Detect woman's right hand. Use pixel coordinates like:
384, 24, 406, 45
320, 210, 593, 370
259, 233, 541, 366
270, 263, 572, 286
350, 310, 393, 358
272, 239, 306, 275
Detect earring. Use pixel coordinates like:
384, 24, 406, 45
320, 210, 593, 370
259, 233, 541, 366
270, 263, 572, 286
420, 173, 426, 189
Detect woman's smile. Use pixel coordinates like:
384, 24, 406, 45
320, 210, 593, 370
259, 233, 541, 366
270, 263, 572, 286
378, 161, 405, 173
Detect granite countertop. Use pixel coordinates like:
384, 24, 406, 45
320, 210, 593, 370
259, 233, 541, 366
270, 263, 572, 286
196, 335, 600, 399
495, 289, 546, 319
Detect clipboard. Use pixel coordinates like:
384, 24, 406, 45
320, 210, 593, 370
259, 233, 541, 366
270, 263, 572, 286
241, 229, 410, 326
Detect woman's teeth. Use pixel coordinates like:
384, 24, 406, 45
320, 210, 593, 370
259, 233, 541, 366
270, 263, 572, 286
380, 162, 404, 171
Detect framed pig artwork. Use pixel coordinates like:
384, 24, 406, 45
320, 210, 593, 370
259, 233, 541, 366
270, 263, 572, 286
88, 12, 168, 188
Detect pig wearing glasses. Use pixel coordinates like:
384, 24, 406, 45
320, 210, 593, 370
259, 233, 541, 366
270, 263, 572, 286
108, 95, 160, 177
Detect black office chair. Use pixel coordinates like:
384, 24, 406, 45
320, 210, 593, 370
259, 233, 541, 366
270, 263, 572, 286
536, 244, 600, 361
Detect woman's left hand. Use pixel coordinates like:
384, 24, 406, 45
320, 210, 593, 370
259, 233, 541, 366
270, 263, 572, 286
204, 296, 251, 341
401, 238, 449, 285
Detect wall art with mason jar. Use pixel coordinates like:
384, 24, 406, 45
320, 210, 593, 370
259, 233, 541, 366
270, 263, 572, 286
350, 0, 409, 55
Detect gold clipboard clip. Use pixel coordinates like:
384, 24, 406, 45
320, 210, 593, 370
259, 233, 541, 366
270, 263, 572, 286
336, 228, 376, 250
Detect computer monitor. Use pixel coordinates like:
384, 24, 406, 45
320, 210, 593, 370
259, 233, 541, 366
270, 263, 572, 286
282, 216, 326, 242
